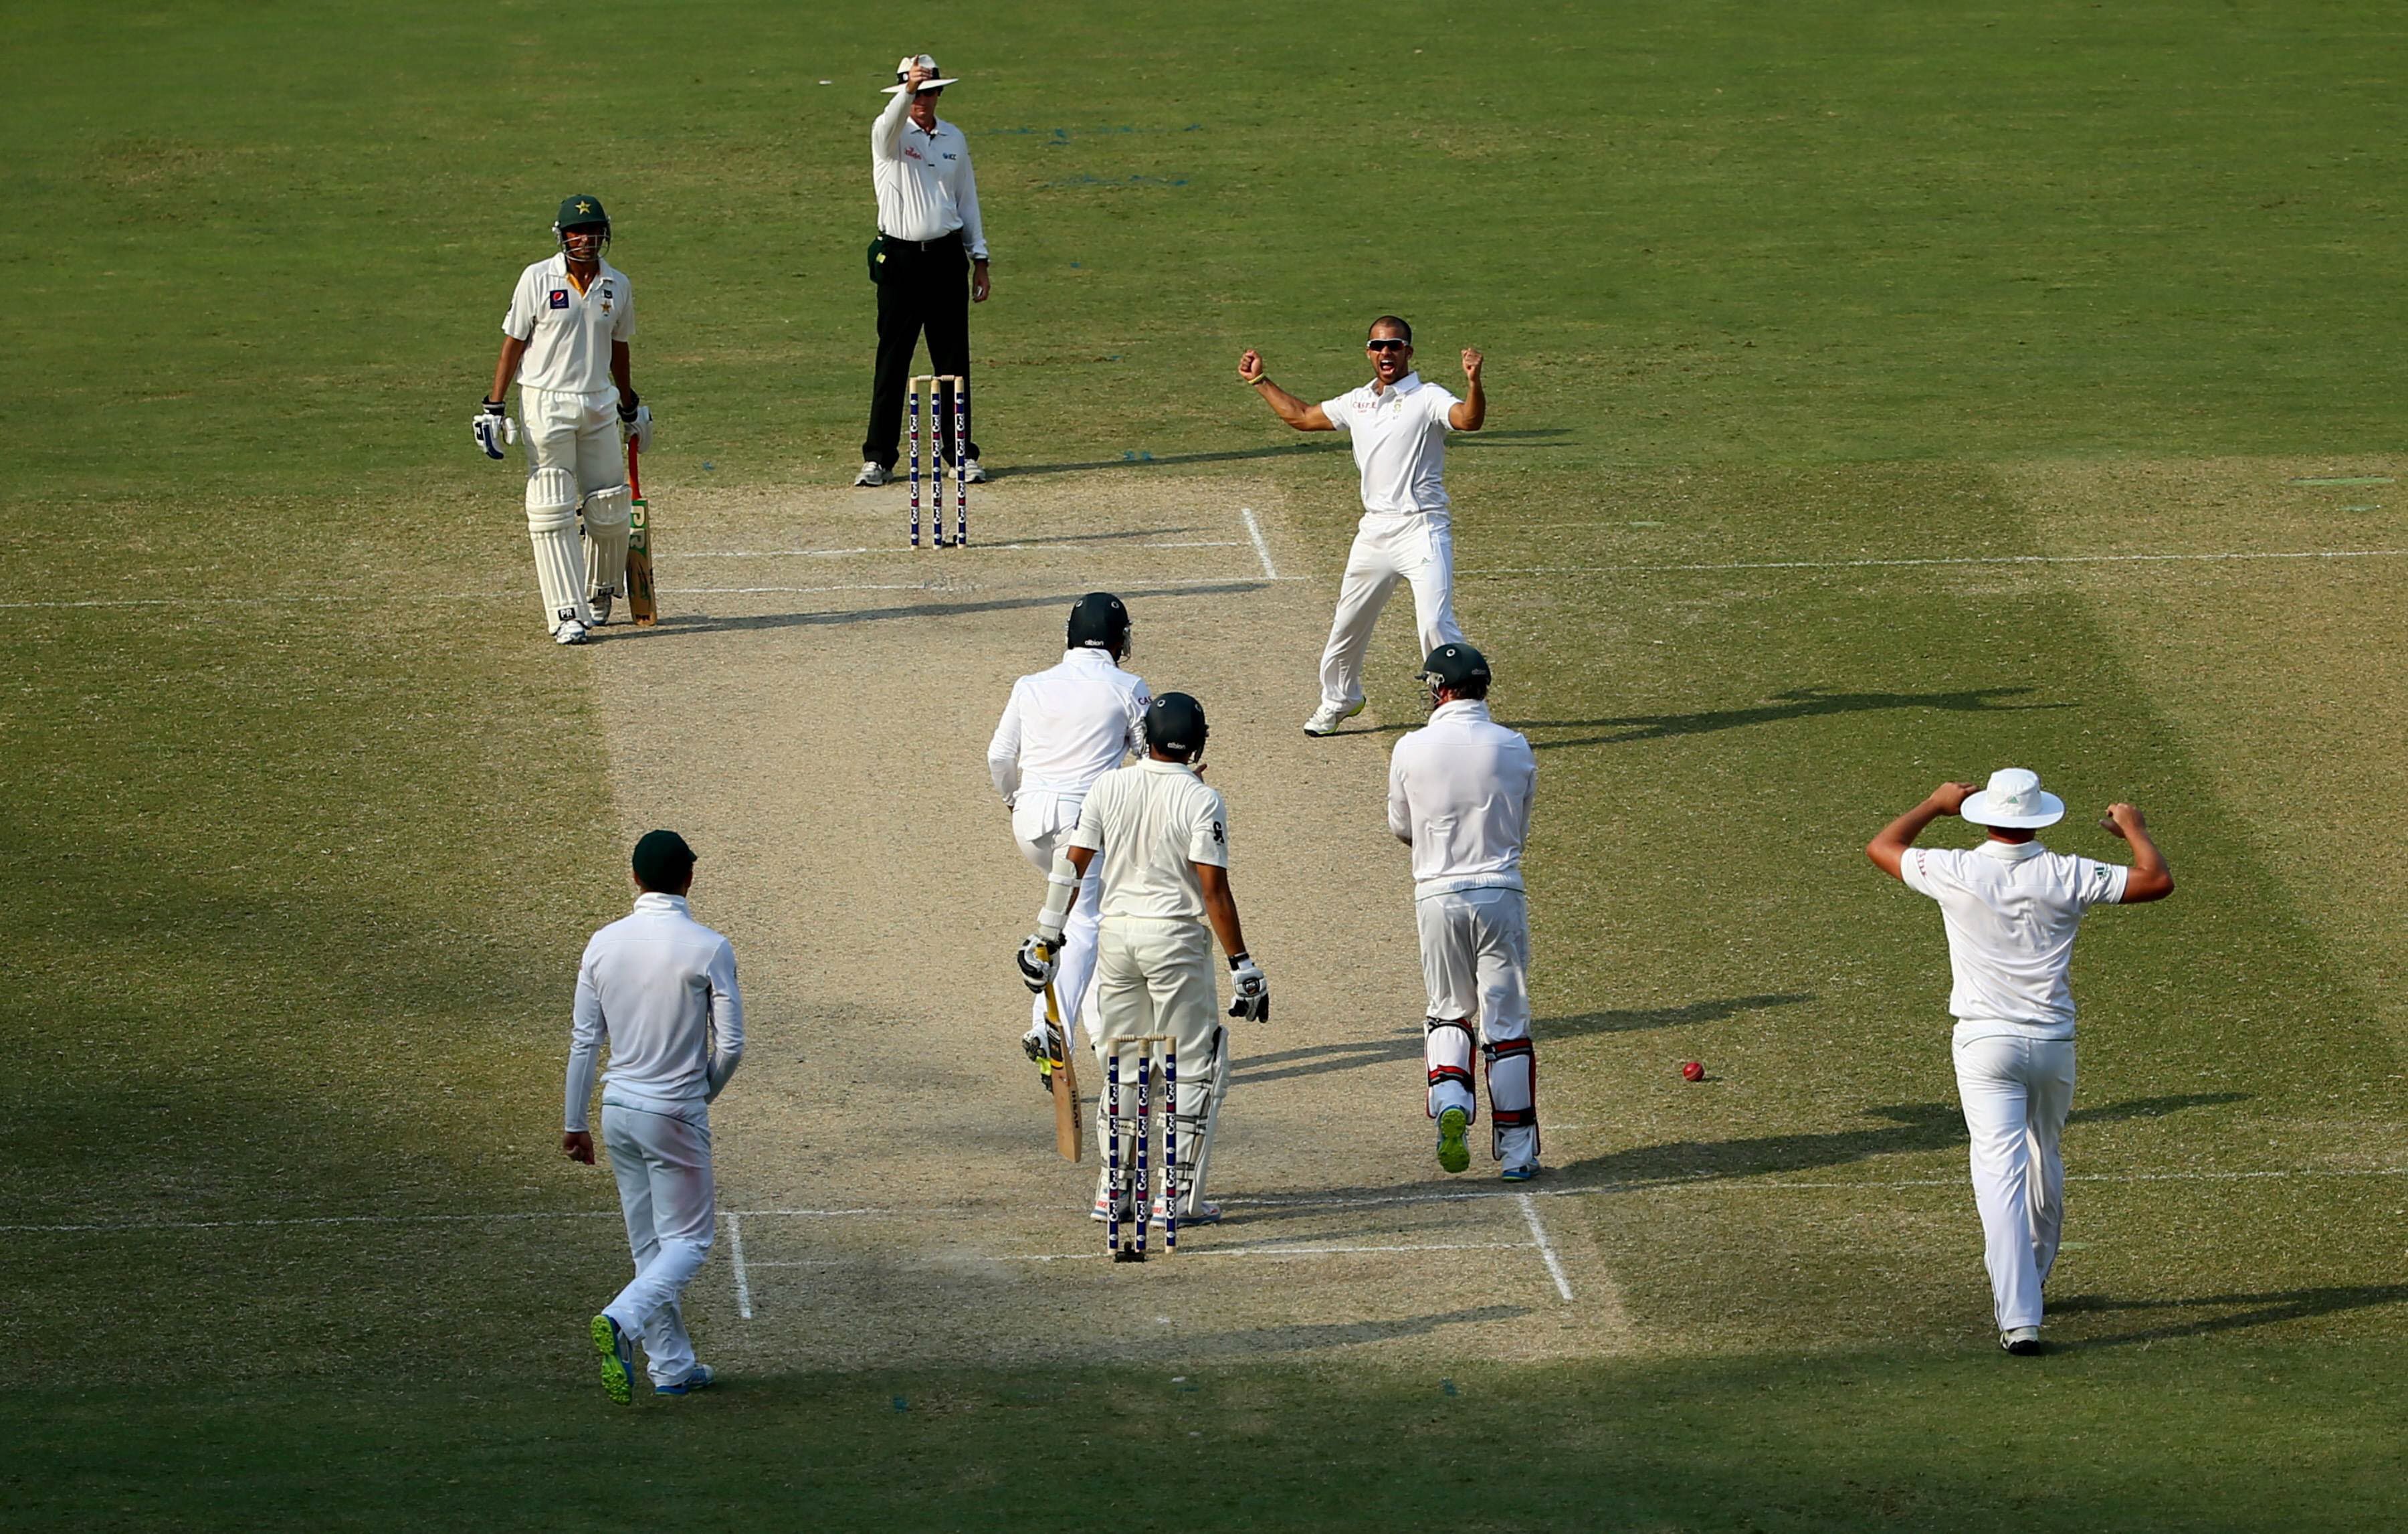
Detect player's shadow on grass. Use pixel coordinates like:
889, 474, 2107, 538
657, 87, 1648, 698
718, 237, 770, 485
1189, 1304, 1532, 1356
995, 428, 1573, 479
2047, 1282, 2408, 1348
1232, 993, 1815, 1086
643, 581, 1272, 635
1502, 686, 2068, 751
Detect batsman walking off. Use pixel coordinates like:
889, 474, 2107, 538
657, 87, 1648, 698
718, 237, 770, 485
1388, 644, 1542, 1179
1868, 769, 2173, 1355
1238, 317, 1486, 735
987, 593, 1151, 1074
563, 830, 744, 1403
476, 194, 655, 644
1017, 694, 1269, 1225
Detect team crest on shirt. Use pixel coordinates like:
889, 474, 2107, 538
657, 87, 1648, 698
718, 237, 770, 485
599, 283, 613, 314
548, 288, 570, 309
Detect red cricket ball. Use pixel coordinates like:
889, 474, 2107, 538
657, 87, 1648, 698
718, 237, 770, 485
1680, 1060, 1706, 1082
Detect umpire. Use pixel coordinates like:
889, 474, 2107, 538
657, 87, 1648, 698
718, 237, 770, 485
856, 53, 990, 488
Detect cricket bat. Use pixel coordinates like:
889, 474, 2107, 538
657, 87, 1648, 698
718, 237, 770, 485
1042, 977, 1084, 1163
624, 438, 658, 626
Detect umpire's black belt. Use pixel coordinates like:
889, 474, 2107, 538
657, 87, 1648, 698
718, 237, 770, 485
880, 231, 965, 252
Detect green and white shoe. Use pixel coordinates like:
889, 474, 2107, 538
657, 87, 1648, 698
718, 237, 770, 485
591, 1313, 636, 1406
1436, 1107, 1472, 1175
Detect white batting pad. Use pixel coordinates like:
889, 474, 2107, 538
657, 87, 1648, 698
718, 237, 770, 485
525, 470, 591, 630
583, 484, 633, 598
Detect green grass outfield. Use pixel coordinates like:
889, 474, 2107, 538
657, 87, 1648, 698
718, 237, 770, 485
5, 2, 2406, 1528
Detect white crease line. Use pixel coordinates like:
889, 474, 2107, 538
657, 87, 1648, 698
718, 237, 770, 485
1466, 548, 2408, 577
728, 1212, 753, 1320
658, 583, 934, 596
0, 1210, 619, 1234
989, 1240, 1535, 1262
1241, 506, 1280, 581
1147, 540, 1245, 548
1518, 1192, 1575, 1303
680, 548, 872, 559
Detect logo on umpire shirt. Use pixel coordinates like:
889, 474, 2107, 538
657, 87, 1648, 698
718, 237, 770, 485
548, 288, 570, 309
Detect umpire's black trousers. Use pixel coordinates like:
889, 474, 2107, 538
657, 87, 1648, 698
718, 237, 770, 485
862, 233, 979, 469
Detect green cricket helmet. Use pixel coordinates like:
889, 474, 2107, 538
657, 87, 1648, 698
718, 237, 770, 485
553, 194, 611, 255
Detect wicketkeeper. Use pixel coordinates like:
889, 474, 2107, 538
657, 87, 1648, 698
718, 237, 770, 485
1868, 769, 2173, 1355
1017, 693, 1268, 1226
1388, 644, 1542, 1180
564, 830, 743, 1403
476, 193, 655, 644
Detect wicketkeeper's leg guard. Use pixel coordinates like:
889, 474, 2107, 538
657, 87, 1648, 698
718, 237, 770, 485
1425, 1016, 1477, 1121
1484, 1036, 1538, 1161
525, 468, 593, 630
581, 483, 633, 601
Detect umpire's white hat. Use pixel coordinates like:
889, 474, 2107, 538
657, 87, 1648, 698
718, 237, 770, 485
1960, 767, 2066, 830
885, 54, 962, 92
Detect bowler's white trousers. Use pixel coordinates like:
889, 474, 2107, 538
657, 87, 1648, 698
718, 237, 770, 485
1014, 790, 1103, 1037
1951, 1026, 2075, 1332
601, 1098, 714, 1385
1092, 915, 1225, 1208
1318, 512, 1466, 710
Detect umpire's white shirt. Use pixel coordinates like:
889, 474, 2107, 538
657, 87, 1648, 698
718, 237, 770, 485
1900, 840, 2127, 1038
565, 892, 744, 1131
987, 648, 1150, 803
871, 90, 988, 258
1071, 759, 1229, 921
1321, 372, 1462, 518
1388, 700, 1536, 898
505, 254, 634, 397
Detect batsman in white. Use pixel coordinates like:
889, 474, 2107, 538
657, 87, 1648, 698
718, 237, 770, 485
987, 593, 1151, 1078
1387, 644, 1542, 1180
1868, 769, 2173, 1356
476, 193, 655, 645
1017, 693, 1270, 1225
1237, 317, 1486, 735
563, 830, 744, 1404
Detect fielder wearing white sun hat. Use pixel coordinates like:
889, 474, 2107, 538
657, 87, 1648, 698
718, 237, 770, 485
1959, 767, 2065, 830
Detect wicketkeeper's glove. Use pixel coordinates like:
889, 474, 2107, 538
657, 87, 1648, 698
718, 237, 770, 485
1227, 952, 1269, 1022
474, 399, 516, 460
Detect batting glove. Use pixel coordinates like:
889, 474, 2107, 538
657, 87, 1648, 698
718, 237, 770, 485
619, 393, 654, 452
474, 399, 516, 460
1227, 952, 1269, 1022
1017, 932, 1062, 993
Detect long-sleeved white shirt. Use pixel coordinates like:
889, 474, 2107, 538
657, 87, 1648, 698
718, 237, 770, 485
1387, 699, 1536, 898
987, 648, 1150, 803
871, 90, 988, 258
564, 892, 744, 1131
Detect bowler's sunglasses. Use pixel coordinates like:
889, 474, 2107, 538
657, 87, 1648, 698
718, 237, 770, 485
1365, 338, 1409, 352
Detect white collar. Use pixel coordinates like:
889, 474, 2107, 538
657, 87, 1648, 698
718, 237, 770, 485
1062, 647, 1118, 668
1140, 757, 1199, 778
634, 891, 691, 911
1430, 698, 1492, 724
1977, 839, 2047, 863
1371, 371, 1423, 399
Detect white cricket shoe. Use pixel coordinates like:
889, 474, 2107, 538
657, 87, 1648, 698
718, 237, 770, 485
1150, 1195, 1221, 1226
963, 457, 988, 484
1302, 700, 1365, 736
589, 590, 614, 627
2000, 1326, 2043, 1356
854, 460, 887, 486
553, 619, 589, 646
1497, 1125, 1540, 1181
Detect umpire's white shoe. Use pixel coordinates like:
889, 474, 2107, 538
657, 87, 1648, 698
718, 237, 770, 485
2000, 1326, 2043, 1356
1302, 700, 1365, 736
854, 460, 887, 486
588, 590, 614, 627
553, 618, 589, 646
963, 457, 988, 484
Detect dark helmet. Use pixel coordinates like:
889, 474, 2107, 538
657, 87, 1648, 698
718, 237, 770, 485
1420, 642, 1491, 694
554, 193, 611, 254
1144, 692, 1208, 761
1066, 591, 1131, 655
